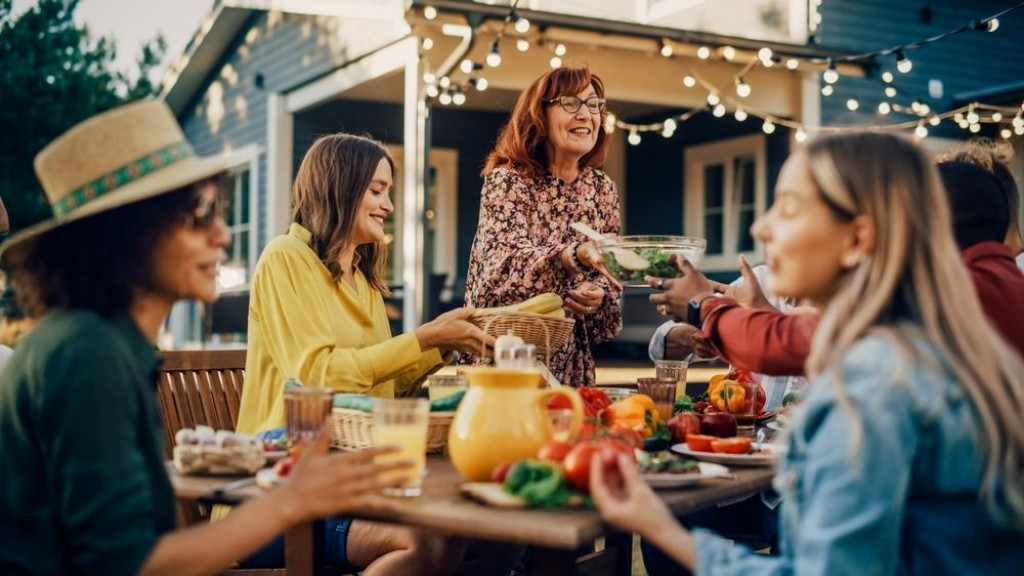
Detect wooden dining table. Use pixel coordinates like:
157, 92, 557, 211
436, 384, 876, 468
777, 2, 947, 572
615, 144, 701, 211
170, 455, 774, 576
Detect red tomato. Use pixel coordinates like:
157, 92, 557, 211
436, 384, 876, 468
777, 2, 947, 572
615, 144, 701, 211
685, 434, 716, 452
547, 395, 573, 410
538, 440, 574, 463
491, 462, 513, 483
562, 439, 636, 493
711, 437, 753, 454
273, 455, 296, 477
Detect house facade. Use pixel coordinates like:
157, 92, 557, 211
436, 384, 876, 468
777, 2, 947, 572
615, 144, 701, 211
160, 0, 1024, 353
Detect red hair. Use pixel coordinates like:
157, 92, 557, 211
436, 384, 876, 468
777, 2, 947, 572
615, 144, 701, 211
482, 66, 610, 179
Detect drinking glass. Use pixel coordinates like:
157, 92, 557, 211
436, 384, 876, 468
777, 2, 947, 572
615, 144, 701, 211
427, 374, 468, 401
654, 359, 689, 400
284, 387, 334, 457
636, 378, 676, 421
372, 398, 429, 497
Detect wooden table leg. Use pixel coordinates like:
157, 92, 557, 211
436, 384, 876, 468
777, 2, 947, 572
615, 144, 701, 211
605, 532, 634, 576
284, 520, 325, 576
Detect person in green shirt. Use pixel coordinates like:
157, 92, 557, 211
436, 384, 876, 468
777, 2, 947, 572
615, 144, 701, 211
0, 100, 410, 576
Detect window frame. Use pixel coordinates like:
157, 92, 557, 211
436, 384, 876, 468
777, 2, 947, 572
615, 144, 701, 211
684, 134, 767, 272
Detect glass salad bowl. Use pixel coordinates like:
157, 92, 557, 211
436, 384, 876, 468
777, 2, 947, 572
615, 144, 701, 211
598, 235, 707, 287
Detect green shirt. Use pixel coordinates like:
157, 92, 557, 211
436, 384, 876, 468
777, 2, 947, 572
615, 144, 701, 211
0, 310, 174, 576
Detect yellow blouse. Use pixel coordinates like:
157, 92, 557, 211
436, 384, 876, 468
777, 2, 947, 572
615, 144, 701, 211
236, 223, 445, 434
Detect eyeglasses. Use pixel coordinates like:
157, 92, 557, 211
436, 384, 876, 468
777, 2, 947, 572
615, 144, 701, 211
182, 192, 227, 230
545, 95, 606, 115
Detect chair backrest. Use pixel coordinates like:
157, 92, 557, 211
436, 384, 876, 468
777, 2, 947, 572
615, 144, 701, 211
157, 349, 247, 459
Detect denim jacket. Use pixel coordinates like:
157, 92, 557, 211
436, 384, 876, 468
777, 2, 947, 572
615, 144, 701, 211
695, 333, 1024, 576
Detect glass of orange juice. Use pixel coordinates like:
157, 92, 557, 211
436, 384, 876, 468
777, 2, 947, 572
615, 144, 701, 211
372, 398, 429, 497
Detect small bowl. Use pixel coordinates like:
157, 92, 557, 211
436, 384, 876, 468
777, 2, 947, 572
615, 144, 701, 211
599, 235, 707, 287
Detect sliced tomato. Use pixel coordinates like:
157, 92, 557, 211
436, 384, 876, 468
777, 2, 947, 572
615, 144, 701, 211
685, 434, 716, 452
710, 437, 753, 454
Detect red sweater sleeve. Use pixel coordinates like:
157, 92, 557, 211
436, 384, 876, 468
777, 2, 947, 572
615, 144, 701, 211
699, 298, 817, 376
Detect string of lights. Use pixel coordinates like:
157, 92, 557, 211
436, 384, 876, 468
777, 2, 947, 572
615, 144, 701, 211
416, 1, 1023, 142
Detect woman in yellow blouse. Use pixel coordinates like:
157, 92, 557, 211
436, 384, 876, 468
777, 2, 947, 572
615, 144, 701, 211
237, 133, 502, 575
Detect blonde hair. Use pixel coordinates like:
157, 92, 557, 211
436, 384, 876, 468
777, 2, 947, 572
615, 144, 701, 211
802, 132, 1024, 529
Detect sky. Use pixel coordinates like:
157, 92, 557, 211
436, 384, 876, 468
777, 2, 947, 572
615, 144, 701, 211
18, 0, 213, 82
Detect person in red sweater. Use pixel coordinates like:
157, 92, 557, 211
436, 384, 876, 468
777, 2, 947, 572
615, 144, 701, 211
648, 159, 1024, 370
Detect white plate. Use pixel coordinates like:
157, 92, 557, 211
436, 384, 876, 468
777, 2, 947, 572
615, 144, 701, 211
670, 442, 787, 467
643, 462, 730, 489
255, 467, 288, 489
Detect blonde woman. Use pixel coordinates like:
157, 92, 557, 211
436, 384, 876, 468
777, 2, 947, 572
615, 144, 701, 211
594, 132, 1024, 575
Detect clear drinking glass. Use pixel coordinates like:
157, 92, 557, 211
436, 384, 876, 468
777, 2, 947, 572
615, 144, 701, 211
427, 374, 468, 401
372, 398, 429, 497
654, 359, 689, 400
636, 378, 676, 421
284, 387, 334, 457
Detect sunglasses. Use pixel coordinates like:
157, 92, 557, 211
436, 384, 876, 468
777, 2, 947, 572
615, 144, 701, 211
182, 192, 228, 230
545, 95, 607, 115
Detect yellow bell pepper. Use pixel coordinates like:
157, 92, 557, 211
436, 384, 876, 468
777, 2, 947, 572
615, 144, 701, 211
709, 379, 747, 412
602, 394, 659, 438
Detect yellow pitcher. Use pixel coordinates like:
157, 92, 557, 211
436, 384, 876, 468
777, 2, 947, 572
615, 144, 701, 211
447, 366, 584, 481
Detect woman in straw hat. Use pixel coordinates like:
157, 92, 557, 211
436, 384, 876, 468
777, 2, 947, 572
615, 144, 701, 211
0, 100, 412, 576
593, 132, 1024, 576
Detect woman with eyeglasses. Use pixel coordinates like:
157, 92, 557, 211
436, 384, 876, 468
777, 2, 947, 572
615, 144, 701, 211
0, 101, 410, 576
464, 66, 623, 387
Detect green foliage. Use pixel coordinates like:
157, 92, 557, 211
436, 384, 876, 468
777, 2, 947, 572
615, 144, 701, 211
602, 247, 682, 284
0, 0, 166, 232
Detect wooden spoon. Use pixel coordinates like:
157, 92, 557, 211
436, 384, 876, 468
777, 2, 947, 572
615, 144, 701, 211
570, 222, 650, 271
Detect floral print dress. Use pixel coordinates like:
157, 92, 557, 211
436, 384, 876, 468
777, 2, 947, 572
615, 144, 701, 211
464, 166, 623, 387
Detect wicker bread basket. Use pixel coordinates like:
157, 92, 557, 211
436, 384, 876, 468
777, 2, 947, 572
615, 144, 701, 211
332, 409, 455, 453
470, 311, 575, 358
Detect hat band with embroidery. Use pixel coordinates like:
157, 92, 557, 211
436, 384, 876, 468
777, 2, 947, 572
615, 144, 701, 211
52, 141, 195, 218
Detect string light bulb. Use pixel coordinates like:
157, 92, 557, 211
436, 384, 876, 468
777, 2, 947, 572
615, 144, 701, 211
878, 102, 891, 115
438, 90, 452, 105
421, 37, 434, 51
628, 129, 641, 146
424, 5, 437, 20
661, 39, 674, 58
881, 71, 894, 83
915, 122, 928, 138
969, 123, 982, 133
682, 75, 696, 88
662, 118, 677, 137
1001, 128, 1012, 139
762, 118, 776, 134
977, 18, 1000, 32
991, 112, 1003, 122
885, 86, 897, 98
758, 47, 773, 62
605, 114, 616, 133
514, 15, 531, 34
452, 87, 466, 106
929, 116, 940, 126
967, 109, 979, 124
736, 78, 751, 98
786, 58, 799, 70
847, 98, 859, 111
722, 46, 736, 60
734, 108, 748, 122
1013, 114, 1024, 129
517, 38, 530, 52
896, 49, 912, 73
554, 43, 567, 56
549, 56, 562, 69
486, 41, 502, 67
706, 92, 720, 106
823, 59, 839, 84
423, 70, 436, 84
1017, 125, 1024, 136
426, 84, 439, 98
460, 59, 475, 74
821, 84, 834, 96
439, 76, 451, 88
472, 77, 488, 91
795, 128, 808, 142
713, 104, 727, 117
697, 46, 711, 59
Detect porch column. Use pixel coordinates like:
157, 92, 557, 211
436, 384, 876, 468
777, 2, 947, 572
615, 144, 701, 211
402, 41, 430, 332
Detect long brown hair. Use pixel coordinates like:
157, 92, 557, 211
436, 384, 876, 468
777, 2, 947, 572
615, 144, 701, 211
291, 133, 392, 295
802, 132, 1024, 529
482, 66, 610, 179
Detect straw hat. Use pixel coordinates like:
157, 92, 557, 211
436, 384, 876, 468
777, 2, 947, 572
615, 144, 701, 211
0, 99, 233, 264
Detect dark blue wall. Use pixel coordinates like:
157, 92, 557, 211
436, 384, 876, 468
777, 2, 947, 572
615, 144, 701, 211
816, 0, 1024, 132
293, 100, 509, 276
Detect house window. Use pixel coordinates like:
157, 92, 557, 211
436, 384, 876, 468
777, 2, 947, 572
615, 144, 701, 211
685, 134, 767, 272
223, 166, 252, 278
